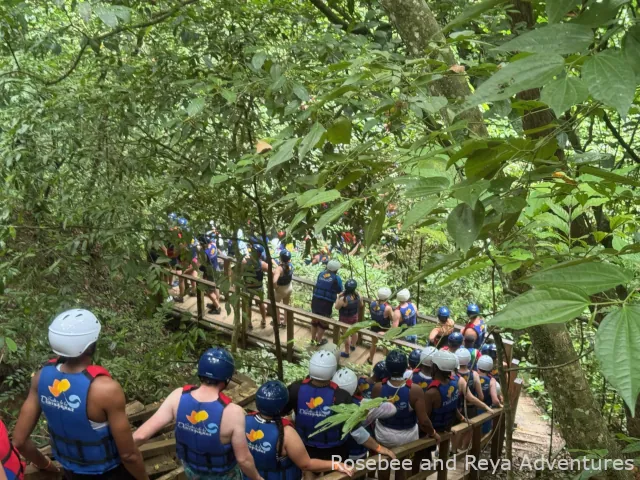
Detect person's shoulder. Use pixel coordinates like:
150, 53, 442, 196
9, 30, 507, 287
335, 388, 352, 404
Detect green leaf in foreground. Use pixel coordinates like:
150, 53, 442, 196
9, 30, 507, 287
327, 116, 352, 145
339, 321, 376, 344
447, 202, 485, 252
187, 98, 205, 117
489, 287, 590, 329
595, 305, 640, 415
541, 77, 589, 116
302, 190, 341, 208
266, 138, 298, 171
546, 0, 578, 23
496, 24, 593, 54
582, 51, 636, 117
402, 197, 439, 231
299, 122, 326, 160
315, 200, 356, 234
522, 262, 632, 294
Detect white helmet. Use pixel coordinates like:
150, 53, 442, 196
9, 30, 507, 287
420, 346, 437, 367
332, 368, 358, 396
309, 351, 338, 381
327, 259, 341, 272
318, 342, 340, 364
477, 355, 494, 372
396, 289, 410, 302
431, 350, 457, 373
377, 287, 392, 301
48, 309, 101, 358
455, 348, 471, 367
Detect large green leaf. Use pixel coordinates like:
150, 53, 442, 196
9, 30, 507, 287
580, 165, 640, 188
364, 204, 385, 254
496, 24, 593, 54
489, 287, 590, 329
522, 262, 632, 294
266, 138, 299, 171
574, 0, 629, 27
582, 51, 636, 117
314, 200, 356, 234
623, 25, 640, 77
465, 54, 565, 108
95, 6, 118, 27
405, 177, 450, 197
401, 198, 439, 231
442, 0, 507, 33
447, 202, 485, 252
299, 122, 326, 160
595, 305, 640, 415
186, 98, 205, 117
289, 209, 308, 231
547, 0, 578, 23
452, 179, 490, 208
541, 77, 589, 116
302, 190, 341, 208
326, 117, 352, 145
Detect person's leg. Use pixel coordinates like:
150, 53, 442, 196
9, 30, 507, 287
311, 322, 318, 345
317, 323, 328, 344
369, 336, 378, 364
343, 325, 351, 356
351, 333, 358, 350
259, 300, 267, 326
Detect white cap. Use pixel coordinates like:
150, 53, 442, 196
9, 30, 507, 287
431, 350, 457, 373
48, 309, 101, 358
396, 289, 410, 302
377, 287, 392, 301
420, 346, 437, 367
332, 368, 358, 396
327, 259, 341, 272
309, 351, 338, 381
477, 355, 494, 372
455, 348, 471, 367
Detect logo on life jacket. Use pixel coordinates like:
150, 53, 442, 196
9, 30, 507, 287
185, 410, 219, 434
447, 386, 455, 399
480, 378, 486, 385
300, 396, 331, 417
387, 394, 407, 410
306, 397, 324, 409
418, 381, 429, 389
404, 308, 414, 317
373, 305, 381, 312
322, 273, 331, 279
42, 379, 81, 410
359, 383, 370, 392
246, 429, 273, 454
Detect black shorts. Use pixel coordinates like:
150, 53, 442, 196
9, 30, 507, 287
306, 443, 350, 462
311, 297, 333, 325
63, 464, 135, 480
371, 325, 390, 334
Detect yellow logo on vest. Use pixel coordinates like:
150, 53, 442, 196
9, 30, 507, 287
246, 429, 264, 442
187, 410, 209, 425
49, 379, 70, 397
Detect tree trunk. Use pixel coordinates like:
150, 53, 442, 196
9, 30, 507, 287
379, 0, 488, 137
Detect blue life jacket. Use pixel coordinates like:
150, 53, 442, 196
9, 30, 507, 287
399, 303, 417, 328
175, 386, 236, 473
428, 379, 460, 432
479, 374, 492, 407
295, 379, 346, 449
277, 262, 294, 286
244, 413, 300, 480
313, 271, 340, 303
369, 301, 391, 329
411, 369, 431, 393
472, 320, 486, 348
227, 239, 236, 256
357, 377, 374, 399
205, 245, 221, 271
457, 371, 480, 402
347, 396, 368, 459
339, 293, 360, 317
37, 360, 120, 475
379, 380, 416, 431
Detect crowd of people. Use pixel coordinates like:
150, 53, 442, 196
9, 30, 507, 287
2, 304, 503, 480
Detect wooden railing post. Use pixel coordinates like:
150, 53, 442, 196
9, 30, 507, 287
357, 306, 365, 345
491, 412, 505, 462
286, 310, 294, 362
468, 424, 483, 480
196, 288, 204, 322
223, 257, 231, 280
436, 438, 450, 480
241, 295, 249, 349
332, 323, 341, 345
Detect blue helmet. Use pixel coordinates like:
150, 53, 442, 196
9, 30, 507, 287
467, 303, 480, 316
385, 350, 408, 378
345, 279, 357, 293
168, 212, 178, 222
253, 243, 265, 255
409, 349, 422, 369
372, 360, 388, 381
448, 332, 463, 347
437, 306, 450, 318
280, 250, 291, 262
198, 348, 235, 383
178, 217, 188, 227
256, 380, 289, 417
481, 343, 497, 359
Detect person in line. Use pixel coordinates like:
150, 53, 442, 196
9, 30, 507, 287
1, 417, 30, 480
466, 304, 486, 348
334, 280, 362, 358
284, 351, 352, 478
310, 260, 343, 346
242, 244, 269, 329
245, 380, 354, 480
133, 348, 262, 480
367, 287, 393, 365
199, 236, 221, 315
177, 219, 199, 301
442, 332, 463, 354
462, 328, 482, 370
481, 343, 500, 378
410, 347, 437, 393
310, 247, 330, 266
428, 307, 454, 346
331, 369, 396, 461
477, 355, 503, 435
272, 250, 294, 328
371, 350, 439, 480
13, 309, 148, 480
393, 290, 418, 344
424, 350, 465, 459
403, 349, 422, 380
357, 361, 388, 399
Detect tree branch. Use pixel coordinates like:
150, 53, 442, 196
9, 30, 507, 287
308, 0, 349, 28
603, 112, 640, 164
5, 40, 20, 70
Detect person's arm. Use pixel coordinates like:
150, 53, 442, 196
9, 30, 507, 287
411, 385, 438, 441
261, 261, 268, 272
283, 427, 353, 476
0, 463, 7, 480
473, 372, 484, 401
351, 427, 396, 459
273, 266, 282, 284
227, 405, 262, 480
459, 377, 491, 413
490, 379, 502, 407
371, 382, 382, 399
12, 372, 60, 473
384, 305, 393, 321
428, 327, 439, 344
96, 378, 149, 480
334, 296, 346, 310
133, 388, 181, 446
